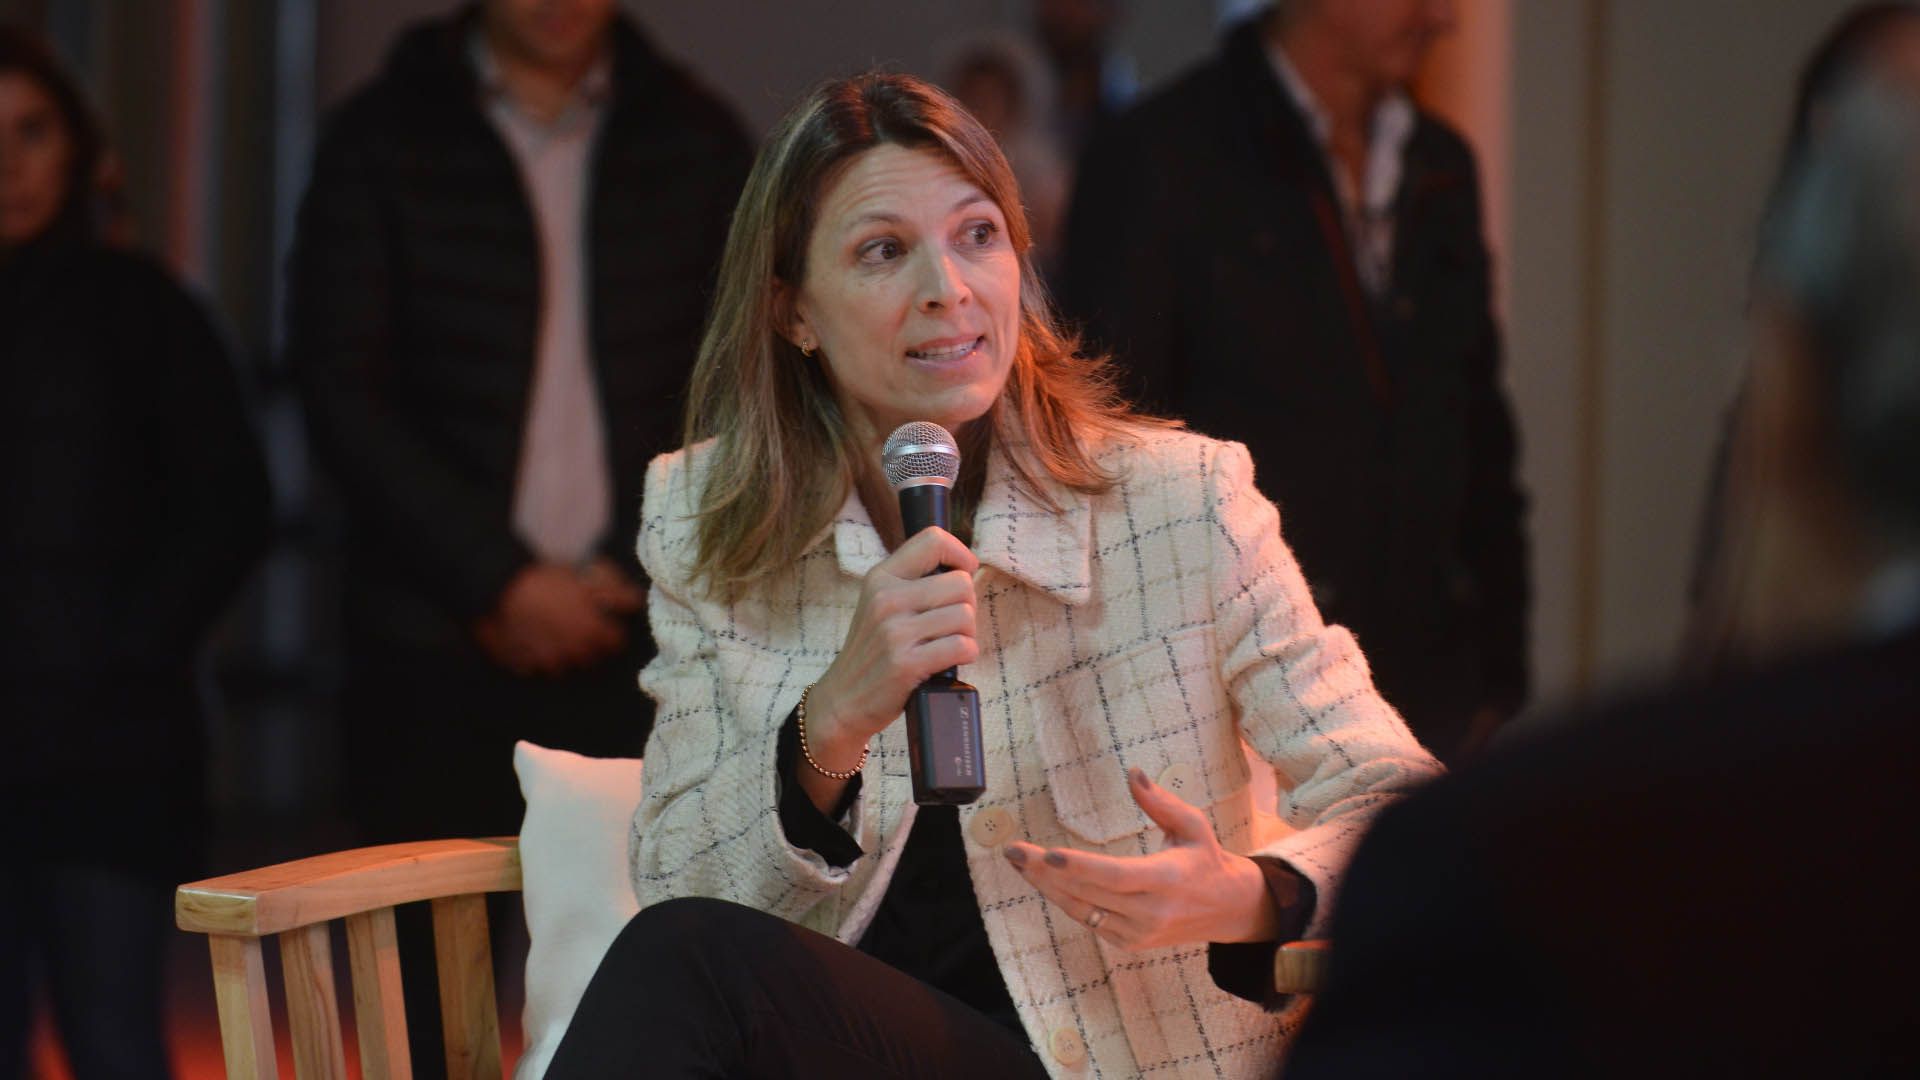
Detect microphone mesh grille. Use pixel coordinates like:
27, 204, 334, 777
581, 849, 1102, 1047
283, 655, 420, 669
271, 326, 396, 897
882, 421, 961, 490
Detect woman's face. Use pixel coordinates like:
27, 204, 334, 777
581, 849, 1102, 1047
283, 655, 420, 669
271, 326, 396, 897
786, 144, 1021, 447
0, 72, 73, 247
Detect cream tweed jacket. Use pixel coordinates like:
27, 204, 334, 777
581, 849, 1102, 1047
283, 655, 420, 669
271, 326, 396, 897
629, 426, 1441, 1078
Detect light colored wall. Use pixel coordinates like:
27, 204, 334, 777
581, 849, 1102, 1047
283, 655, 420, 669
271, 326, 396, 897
1421, 1, 1602, 707
1587, 0, 1855, 684
1495, 0, 1859, 702
1504, 0, 1605, 704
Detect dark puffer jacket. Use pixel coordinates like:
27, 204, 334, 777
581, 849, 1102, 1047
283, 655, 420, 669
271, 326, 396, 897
288, 6, 751, 656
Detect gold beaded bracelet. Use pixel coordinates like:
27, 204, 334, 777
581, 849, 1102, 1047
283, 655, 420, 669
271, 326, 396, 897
798, 683, 868, 781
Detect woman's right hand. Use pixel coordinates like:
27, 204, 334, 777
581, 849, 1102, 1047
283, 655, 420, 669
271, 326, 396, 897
803, 527, 980, 774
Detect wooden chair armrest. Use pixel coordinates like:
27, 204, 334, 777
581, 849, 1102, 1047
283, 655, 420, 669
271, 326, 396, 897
175, 836, 522, 938
1273, 938, 1331, 995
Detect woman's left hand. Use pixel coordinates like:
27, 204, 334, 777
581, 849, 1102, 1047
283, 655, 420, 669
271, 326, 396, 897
1002, 767, 1280, 951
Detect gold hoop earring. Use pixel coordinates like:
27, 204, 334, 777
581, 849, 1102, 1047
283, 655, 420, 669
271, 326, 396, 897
799, 340, 817, 357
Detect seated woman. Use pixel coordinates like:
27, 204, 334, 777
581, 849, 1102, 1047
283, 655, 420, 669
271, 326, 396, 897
547, 72, 1440, 1078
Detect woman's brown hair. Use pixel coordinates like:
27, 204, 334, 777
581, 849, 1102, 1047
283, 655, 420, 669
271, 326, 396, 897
681, 72, 1153, 594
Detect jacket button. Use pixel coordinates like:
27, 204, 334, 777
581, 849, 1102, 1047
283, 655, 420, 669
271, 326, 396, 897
1156, 762, 1201, 801
967, 806, 1015, 848
1049, 1026, 1088, 1067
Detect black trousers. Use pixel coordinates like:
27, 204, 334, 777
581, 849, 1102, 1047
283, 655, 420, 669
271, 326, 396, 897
548, 898, 1050, 1079
0, 863, 173, 1080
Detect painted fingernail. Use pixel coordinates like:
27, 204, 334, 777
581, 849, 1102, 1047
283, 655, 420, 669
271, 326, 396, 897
1003, 845, 1027, 867
1044, 850, 1068, 868
1129, 766, 1151, 789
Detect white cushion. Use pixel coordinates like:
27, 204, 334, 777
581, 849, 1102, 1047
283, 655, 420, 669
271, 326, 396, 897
512, 741, 643, 1080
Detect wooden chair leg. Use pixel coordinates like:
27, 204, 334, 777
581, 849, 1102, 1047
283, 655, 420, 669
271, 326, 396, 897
280, 923, 349, 1080
431, 895, 503, 1080
209, 935, 280, 1080
346, 906, 413, 1080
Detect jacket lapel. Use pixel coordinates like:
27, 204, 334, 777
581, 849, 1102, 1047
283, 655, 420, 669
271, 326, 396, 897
830, 494, 888, 580
970, 441, 1093, 605
825, 438, 1093, 606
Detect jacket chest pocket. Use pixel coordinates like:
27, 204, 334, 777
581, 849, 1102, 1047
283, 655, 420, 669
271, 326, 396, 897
1030, 627, 1248, 845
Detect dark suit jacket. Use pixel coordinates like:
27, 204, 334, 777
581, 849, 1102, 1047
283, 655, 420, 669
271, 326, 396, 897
1062, 15, 1528, 760
288, 6, 750, 657
1283, 625, 1920, 1078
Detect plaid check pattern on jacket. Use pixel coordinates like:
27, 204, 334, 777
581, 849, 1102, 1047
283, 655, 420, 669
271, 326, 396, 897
630, 426, 1442, 1078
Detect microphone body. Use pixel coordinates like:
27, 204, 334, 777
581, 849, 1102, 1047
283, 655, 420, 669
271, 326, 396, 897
885, 423, 987, 806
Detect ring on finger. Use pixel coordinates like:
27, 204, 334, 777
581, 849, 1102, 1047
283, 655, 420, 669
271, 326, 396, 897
1085, 907, 1108, 931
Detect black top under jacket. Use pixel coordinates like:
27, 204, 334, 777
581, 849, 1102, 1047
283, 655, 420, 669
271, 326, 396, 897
773, 708, 1317, 1038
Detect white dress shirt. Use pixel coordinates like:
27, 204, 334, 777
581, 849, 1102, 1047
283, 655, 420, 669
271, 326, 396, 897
1267, 46, 1416, 299
474, 34, 614, 566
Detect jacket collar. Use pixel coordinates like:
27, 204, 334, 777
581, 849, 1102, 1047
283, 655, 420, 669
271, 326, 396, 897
827, 438, 1093, 606
1222, 11, 1465, 244
1266, 43, 1417, 221
1222, 12, 1329, 192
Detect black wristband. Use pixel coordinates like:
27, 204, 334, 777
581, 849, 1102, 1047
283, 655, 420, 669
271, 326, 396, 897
774, 704, 864, 868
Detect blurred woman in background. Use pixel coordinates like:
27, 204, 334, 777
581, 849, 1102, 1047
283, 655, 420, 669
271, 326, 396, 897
0, 27, 269, 1080
1687, 0, 1920, 667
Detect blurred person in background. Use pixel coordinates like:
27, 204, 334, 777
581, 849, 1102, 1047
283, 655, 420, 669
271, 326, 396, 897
1063, 0, 1528, 766
1283, 78, 1920, 1078
1032, 0, 1136, 157
289, 0, 747, 868
287, 0, 747, 1069
1774, 2, 1920, 182
0, 25, 270, 1080
1688, 0, 1920, 670
943, 32, 1072, 279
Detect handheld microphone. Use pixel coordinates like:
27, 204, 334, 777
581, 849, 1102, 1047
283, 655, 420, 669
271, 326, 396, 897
882, 421, 986, 806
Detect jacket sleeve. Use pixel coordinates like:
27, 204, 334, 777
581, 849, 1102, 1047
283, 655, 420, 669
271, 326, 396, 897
286, 112, 530, 620
1206, 440, 1444, 933
628, 454, 860, 921
1454, 157, 1531, 714
1059, 120, 1184, 415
